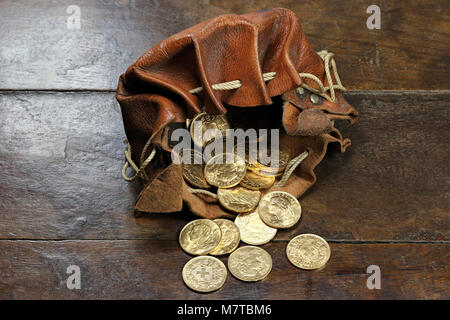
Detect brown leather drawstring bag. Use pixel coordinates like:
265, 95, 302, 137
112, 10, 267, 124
116, 8, 358, 219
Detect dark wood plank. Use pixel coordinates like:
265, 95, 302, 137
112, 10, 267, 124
0, 91, 448, 241
0, 240, 448, 299
0, 0, 448, 90
0, 91, 192, 240
293, 91, 450, 242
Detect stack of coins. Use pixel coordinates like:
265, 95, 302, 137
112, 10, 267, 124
179, 113, 331, 293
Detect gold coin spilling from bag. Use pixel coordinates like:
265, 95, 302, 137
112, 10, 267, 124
203, 137, 229, 158
247, 165, 285, 177
209, 219, 241, 256
180, 149, 210, 189
286, 234, 331, 270
239, 170, 275, 190
204, 153, 246, 188
179, 219, 222, 255
255, 147, 290, 173
258, 191, 302, 228
189, 113, 230, 147
217, 186, 261, 213
268, 150, 291, 173
232, 142, 258, 166
182, 256, 228, 293
234, 210, 277, 245
228, 246, 272, 282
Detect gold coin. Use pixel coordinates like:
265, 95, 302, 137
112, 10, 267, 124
255, 149, 290, 173
182, 256, 227, 293
217, 186, 260, 213
240, 170, 275, 190
286, 234, 331, 270
204, 137, 229, 157
209, 219, 241, 256
188, 112, 205, 145
228, 246, 272, 282
247, 164, 285, 177
189, 113, 230, 147
268, 149, 290, 172
233, 141, 258, 166
252, 169, 284, 177
234, 210, 277, 245
204, 153, 246, 188
258, 191, 301, 228
179, 219, 222, 255
181, 149, 210, 189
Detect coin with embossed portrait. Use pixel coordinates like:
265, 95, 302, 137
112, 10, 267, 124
180, 149, 210, 189
182, 256, 227, 292
204, 153, 246, 188
228, 246, 272, 282
189, 113, 230, 148
217, 186, 260, 213
286, 234, 331, 270
258, 191, 301, 228
179, 219, 222, 255
234, 210, 277, 245
209, 219, 241, 256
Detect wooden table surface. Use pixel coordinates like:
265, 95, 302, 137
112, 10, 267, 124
0, 0, 448, 299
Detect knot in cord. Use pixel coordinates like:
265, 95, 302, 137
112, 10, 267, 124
300, 50, 346, 102
121, 138, 156, 182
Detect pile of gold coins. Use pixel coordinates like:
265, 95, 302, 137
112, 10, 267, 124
178, 113, 331, 293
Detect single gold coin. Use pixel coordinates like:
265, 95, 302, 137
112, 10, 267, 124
234, 210, 277, 245
253, 169, 284, 177
286, 234, 331, 270
249, 148, 290, 173
240, 170, 275, 190
258, 191, 301, 228
247, 164, 285, 177
228, 246, 272, 282
189, 113, 230, 147
204, 153, 246, 188
262, 149, 290, 173
204, 137, 229, 157
217, 186, 260, 213
179, 219, 222, 255
181, 149, 210, 189
209, 219, 241, 256
182, 256, 227, 293
233, 141, 258, 166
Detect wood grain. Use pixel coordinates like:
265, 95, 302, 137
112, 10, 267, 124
0, 91, 448, 241
0, 0, 448, 90
1, 0, 448, 301
0, 240, 448, 299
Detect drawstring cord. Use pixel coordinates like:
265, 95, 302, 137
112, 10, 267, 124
121, 138, 156, 182
275, 151, 309, 187
186, 188, 218, 199
122, 50, 341, 184
188, 51, 345, 102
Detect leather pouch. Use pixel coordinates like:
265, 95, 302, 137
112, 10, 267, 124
116, 8, 358, 218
